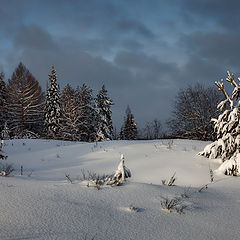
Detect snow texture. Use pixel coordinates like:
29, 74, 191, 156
0, 139, 240, 240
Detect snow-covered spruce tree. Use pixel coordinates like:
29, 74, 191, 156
95, 84, 114, 141
76, 84, 97, 142
120, 106, 137, 140
44, 66, 61, 139
61, 84, 81, 141
7, 62, 45, 138
199, 71, 240, 175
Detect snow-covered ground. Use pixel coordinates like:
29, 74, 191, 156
0, 139, 239, 240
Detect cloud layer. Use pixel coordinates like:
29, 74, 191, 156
1, 0, 239, 128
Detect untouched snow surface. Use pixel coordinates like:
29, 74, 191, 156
0, 139, 239, 240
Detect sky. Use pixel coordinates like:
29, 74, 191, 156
1, 0, 240, 130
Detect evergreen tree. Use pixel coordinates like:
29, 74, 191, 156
120, 106, 137, 140
95, 84, 114, 141
200, 71, 240, 175
61, 84, 81, 141
7, 62, 44, 137
44, 66, 61, 139
0, 73, 7, 132
77, 84, 97, 142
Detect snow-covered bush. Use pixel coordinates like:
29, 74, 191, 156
199, 71, 240, 176
107, 154, 131, 185
80, 154, 131, 188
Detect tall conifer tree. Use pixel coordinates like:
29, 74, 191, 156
77, 84, 96, 142
95, 84, 114, 141
44, 66, 61, 139
7, 62, 44, 137
120, 106, 137, 140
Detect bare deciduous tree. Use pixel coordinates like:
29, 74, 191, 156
167, 83, 222, 141
143, 119, 162, 140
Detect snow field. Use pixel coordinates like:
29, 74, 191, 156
0, 139, 239, 240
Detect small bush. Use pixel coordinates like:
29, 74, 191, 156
161, 196, 186, 214
162, 172, 176, 186
0, 163, 14, 176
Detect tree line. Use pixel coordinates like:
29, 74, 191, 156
1, 62, 220, 142
0, 62, 145, 141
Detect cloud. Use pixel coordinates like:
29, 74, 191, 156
14, 25, 57, 51
116, 19, 155, 39
2, 0, 240, 129
181, 0, 240, 30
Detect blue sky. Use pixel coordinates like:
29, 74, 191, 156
1, 0, 240, 129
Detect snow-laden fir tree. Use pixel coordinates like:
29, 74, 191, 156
120, 106, 137, 140
95, 84, 114, 141
44, 66, 61, 139
76, 84, 97, 142
199, 71, 240, 175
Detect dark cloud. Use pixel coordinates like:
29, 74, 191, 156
120, 39, 144, 51
181, 0, 240, 30
116, 19, 155, 39
179, 31, 240, 73
14, 25, 57, 51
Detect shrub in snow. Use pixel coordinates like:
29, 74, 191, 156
80, 155, 131, 188
0, 163, 14, 177
162, 172, 176, 186
199, 71, 240, 175
161, 196, 186, 214
107, 154, 131, 185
